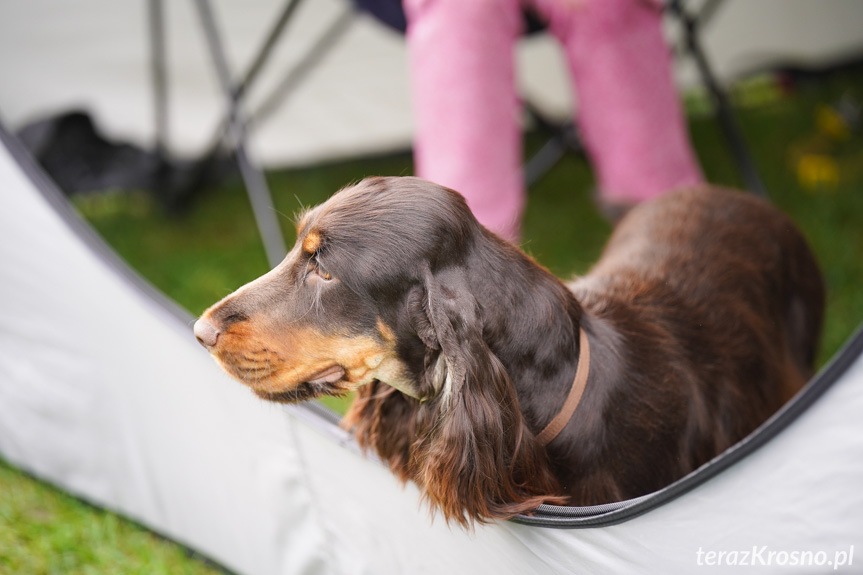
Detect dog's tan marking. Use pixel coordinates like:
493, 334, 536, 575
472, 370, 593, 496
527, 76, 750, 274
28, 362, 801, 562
377, 318, 396, 343
302, 230, 322, 254
210, 318, 418, 398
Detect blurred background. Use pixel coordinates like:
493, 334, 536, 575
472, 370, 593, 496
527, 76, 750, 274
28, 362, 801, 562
1, 0, 862, 571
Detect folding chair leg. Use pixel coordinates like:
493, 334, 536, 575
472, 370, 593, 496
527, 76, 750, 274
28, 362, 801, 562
669, 0, 768, 197
192, 0, 288, 267
523, 102, 583, 188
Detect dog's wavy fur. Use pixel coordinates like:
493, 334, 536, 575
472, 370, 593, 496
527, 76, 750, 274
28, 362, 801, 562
197, 177, 824, 527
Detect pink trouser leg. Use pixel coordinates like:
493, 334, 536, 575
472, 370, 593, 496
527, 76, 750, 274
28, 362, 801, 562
534, 0, 703, 205
404, 0, 525, 242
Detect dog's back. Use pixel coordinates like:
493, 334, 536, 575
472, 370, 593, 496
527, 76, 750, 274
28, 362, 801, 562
565, 187, 824, 501
590, 187, 824, 368
597, 186, 823, 377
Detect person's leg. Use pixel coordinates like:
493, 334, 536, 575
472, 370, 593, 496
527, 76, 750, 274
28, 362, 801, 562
533, 0, 703, 213
404, 0, 525, 241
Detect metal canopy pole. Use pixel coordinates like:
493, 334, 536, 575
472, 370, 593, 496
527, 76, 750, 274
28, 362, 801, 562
148, 0, 177, 207
148, 0, 170, 160
233, 0, 305, 106
192, 0, 288, 268
523, 102, 582, 188
668, 0, 768, 197
249, 6, 355, 128
175, 0, 354, 220
201, 2, 354, 164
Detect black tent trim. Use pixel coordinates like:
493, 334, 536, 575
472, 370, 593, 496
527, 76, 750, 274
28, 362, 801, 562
3, 119, 860, 529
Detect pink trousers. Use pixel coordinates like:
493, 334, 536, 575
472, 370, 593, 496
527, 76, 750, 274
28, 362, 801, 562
404, 0, 703, 241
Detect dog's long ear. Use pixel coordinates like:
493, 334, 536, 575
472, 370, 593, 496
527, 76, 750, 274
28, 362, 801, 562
409, 265, 566, 526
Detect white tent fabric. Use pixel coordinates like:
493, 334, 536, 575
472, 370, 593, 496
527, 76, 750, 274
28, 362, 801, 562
1, 0, 863, 167
2, 125, 863, 574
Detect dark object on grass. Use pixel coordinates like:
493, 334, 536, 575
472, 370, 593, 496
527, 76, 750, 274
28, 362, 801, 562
16, 110, 228, 213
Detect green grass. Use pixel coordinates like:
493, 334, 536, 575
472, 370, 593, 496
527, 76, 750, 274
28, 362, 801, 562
3, 68, 863, 572
0, 460, 224, 574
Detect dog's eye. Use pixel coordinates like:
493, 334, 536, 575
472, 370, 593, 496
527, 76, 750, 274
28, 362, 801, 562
308, 256, 333, 282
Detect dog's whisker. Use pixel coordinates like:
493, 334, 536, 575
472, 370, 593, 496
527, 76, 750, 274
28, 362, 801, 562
312, 284, 325, 317
271, 206, 292, 222
264, 349, 275, 395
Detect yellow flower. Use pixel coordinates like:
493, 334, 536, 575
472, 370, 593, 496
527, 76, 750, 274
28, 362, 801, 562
796, 154, 839, 190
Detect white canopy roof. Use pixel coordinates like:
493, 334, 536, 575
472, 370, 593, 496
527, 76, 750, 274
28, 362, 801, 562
1, 0, 862, 167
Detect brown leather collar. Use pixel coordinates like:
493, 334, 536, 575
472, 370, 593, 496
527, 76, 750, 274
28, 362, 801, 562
536, 327, 590, 446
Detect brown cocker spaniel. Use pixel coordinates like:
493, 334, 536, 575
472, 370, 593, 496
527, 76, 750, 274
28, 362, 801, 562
194, 177, 824, 527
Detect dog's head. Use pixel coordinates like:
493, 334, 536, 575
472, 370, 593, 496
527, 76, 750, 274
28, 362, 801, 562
194, 176, 480, 403
195, 176, 566, 524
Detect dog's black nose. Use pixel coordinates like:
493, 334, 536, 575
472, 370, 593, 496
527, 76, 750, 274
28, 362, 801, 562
194, 318, 220, 349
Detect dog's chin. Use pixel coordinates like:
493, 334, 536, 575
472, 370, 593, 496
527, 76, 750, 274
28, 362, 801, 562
251, 380, 347, 404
